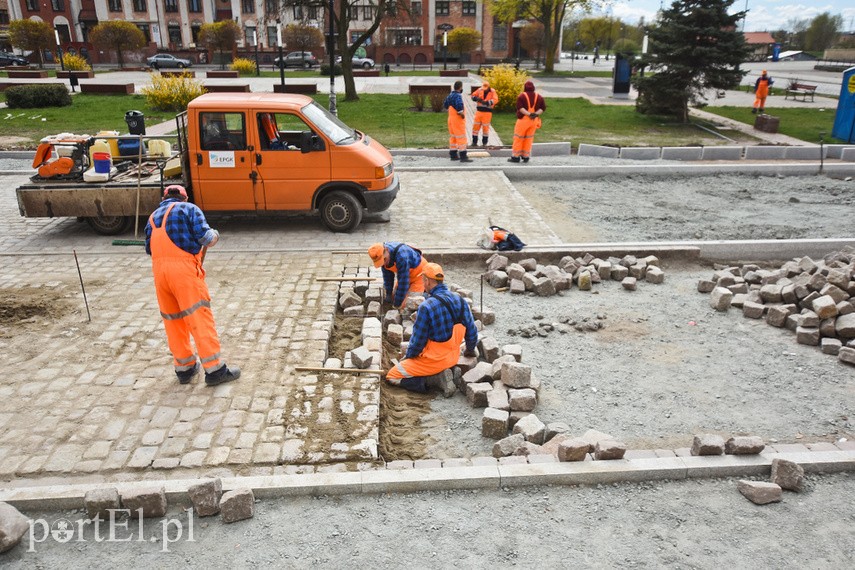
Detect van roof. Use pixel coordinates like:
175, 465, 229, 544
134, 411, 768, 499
188, 92, 315, 111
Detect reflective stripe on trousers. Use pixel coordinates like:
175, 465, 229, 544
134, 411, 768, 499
472, 110, 492, 135
386, 324, 466, 383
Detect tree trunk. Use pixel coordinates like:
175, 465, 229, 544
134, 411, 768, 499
117, 47, 124, 69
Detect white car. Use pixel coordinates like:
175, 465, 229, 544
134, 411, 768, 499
336, 55, 375, 69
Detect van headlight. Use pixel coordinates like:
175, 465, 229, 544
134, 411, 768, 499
374, 162, 393, 179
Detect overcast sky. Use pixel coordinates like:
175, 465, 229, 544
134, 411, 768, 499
589, 1, 855, 32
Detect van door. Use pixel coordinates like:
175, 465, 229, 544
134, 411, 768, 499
192, 111, 257, 211
251, 111, 332, 210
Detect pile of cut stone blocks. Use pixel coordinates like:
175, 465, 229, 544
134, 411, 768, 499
698, 249, 855, 367
483, 252, 664, 296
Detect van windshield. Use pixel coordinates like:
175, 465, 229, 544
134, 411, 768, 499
302, 101, 358, 145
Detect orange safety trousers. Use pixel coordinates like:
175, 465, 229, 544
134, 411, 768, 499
149, 203, 223, 374
386, 324, 465, 382
388, 256, 428, 299
754, 79, 770, 110
512, 117, 538, 159
472, 111, 492, 136
447, 107, 467, 151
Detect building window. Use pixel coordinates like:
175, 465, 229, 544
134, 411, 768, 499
411, 1, 421, 16
265, 0, 276, 13
388, 28, 421, 46
188, 0, 202, 13
307, 6, 318, 19
242, 0, 254, 13
136, 23, 150, 42
164, 0, 178, 13
0, 10, 9, 25
25, 0, 37, 11
132, 0, 145, 11
492, 18, 507, 51
435, 1, 449, 16
267, 26, 278, 47
360, 5, 376, 20
293, 5, 303, 19
51, 0, 65, 11
108, 0, 122, 12
168, 24, 181, 46
462, 1, 476, 16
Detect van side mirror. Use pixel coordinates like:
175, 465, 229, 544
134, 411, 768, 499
300, 131, 322, 153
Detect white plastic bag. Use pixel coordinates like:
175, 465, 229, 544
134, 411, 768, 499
475, 227, 496, 250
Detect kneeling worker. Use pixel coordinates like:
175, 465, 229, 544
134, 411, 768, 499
386, 263, 478, 396
368, 241, 429, 310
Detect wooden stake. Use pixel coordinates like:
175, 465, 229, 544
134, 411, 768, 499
295, 366, 384, 376
316, 276, 380, 282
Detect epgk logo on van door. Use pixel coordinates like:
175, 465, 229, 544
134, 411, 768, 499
209, 151, 235, 168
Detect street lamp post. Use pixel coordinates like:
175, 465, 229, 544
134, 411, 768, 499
252, 29, 260, 77
277, 23, 285, 91
54, 29, 65, 71
443, 32, 447, 71
328, 0, 336, 115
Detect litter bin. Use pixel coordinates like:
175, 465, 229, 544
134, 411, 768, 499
125, 110, 146, 135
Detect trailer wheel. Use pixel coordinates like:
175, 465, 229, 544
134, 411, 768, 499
86, 215, 131, 235
319, 191, 363, 232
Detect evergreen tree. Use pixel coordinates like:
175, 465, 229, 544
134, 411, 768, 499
634, 0, 749, 122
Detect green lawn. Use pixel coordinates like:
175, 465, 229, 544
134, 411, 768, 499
704, 105, 841, 144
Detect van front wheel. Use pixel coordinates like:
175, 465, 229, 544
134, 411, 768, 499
86, 215, 131, 235
320, 191, 363, 232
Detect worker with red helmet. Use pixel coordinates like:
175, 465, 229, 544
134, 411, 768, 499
145, 184, 240, 386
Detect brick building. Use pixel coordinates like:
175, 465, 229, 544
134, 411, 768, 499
4, 0, 522, 65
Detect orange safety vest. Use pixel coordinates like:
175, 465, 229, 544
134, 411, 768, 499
386, 244, 428, 296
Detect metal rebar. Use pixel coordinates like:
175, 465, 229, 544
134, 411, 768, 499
73, 250, 91, 322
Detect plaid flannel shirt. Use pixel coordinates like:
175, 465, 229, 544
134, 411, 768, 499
381, 242, 423, 308
405, 284, 478, 360
145, 198, 217, 255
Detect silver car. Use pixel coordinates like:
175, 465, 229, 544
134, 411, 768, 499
336, 55, 375, 69
147, 53, 193, 69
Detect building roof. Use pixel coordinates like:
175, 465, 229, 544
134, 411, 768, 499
744, 32, 776, 45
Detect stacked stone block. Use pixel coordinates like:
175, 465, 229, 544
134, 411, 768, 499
483, 253, 665, 297
696, 249, 855, 367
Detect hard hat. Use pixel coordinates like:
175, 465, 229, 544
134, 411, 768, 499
482, 81, 490, 89
368, 243, 385, 267
423, 263, 444, 281
163, 184, 188, 200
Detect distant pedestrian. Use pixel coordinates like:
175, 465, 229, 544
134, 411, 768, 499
384, 63, 390, 76
752, 70, 773, 114
471, 81, 498, 147
508, 81, 545, 164
593, 45, 599, 64
442, 80, 471, 163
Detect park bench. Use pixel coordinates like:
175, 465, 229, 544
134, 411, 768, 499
206, 70, 239, 78
408, 84, 452, 95
785, 82, 817, 102
6, 70, 48, 78
273, 83, 317, 94
80, 82, 135, 94
57, 70, 95, 79
439, 69, 469, 77
160, 70, 195, 78
203, 83, 250, 92
352, 70, 380, 77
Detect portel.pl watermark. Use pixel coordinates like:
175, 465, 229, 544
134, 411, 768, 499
28, 508, 195, 553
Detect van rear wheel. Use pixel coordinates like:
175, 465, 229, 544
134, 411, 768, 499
86, 215, 131, 235
319, 191, 363, 232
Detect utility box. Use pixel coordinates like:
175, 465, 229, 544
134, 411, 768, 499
754, 114, 779, 133
832, 66, 855, 143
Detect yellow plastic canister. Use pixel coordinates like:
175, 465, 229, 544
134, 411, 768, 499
96, 130, 120, 158
88, 139, 111, 165
146, 139, 172, 158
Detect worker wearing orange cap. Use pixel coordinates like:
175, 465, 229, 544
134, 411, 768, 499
509, 80, 545, 163
386, 263, 478, 396
145, 184, 240, 386
368, 241, 429, 309
471, 81, 499, 147
752, 70, 773, 114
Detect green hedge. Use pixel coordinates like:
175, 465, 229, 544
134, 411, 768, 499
319, 63, 343, 76
6, 84, 72, 108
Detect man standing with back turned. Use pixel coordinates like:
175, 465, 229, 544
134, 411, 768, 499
443, 80, 472, 163
145, 184, 240, 386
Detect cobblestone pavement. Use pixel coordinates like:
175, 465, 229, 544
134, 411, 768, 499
0, 168, 560, 486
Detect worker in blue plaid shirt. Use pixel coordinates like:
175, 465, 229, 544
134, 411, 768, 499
386, 263, 478, 395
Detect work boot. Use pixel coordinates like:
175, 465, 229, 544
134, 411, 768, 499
424, 370, 456, 398
759, 108, 765, 114
482, 136, 489, 146
459, 151, 473, 163
449, 151, 459, 161
205, 364, 241, 386
472, 135, 479, 147
522, 157, 530, 163
176, 362, 199, 385
399, 377, 428, 393
751, 108, 757, 114
507, 157, 520, 163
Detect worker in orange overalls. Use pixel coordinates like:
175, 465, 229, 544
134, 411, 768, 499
752, 70, 773, 114
145, 184, 240, 386
368, 242, 429, 310
442, 80, 472, 163
386, 263, 478, 396
471, 81, 499, 147
509, 80, 545, 163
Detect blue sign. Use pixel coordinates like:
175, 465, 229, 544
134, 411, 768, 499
832, 66, 855, 143
771, 43, 781, 62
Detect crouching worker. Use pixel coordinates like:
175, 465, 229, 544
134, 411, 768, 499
368, 241, 429, 310
146, 184, 240, 386
385, 263, 478, 397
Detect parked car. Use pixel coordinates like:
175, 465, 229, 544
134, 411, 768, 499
335, 55, 376, 69
147, 53, 193, 69
0, 52, 29, 67
274, 51, 320, 69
